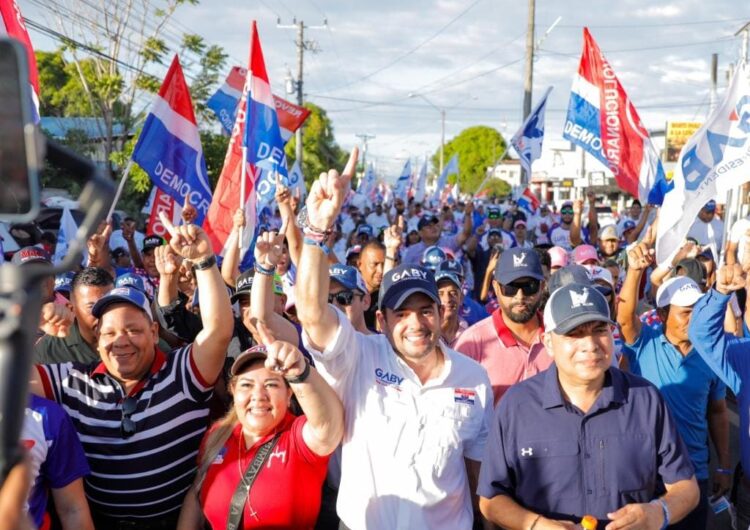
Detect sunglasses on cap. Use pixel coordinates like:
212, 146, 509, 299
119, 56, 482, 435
499, 279, 540, 297
121, 396, 137, 438
328, 290, 361, 306
560, 208, 574, 215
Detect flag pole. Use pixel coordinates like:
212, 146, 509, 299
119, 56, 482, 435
239, 147, 247, 250
106, 159, 134, 222
474, 145, 509, 195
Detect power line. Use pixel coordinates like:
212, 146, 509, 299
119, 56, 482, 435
557, 16, 750, 29
538, 36, 735, 58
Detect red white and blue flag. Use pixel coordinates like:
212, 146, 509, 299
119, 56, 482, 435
0, 0, 40, 122
207, 66, 310, 141
517, 187, 540, 214
132, 55, 212, 226
563, 28, 665, 204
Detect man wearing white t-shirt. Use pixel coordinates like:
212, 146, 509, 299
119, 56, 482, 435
296, 149, 493, 530
687, 200, 724, 259
366, 203, 389, 233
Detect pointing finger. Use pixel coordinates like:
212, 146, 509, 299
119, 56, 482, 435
159, 212, 178, 238
342, 147, 359, 180
255, 320, 276, 347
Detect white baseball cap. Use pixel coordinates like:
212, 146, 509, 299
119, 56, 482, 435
655, 276, 703, 308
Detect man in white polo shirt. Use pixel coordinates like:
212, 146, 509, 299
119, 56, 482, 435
295, 148, 493, 530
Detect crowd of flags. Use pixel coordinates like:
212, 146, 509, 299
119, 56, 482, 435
5, 0, 750, 269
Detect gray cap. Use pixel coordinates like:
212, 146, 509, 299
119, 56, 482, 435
548, 264, 592, 295
543, 282, 614, 334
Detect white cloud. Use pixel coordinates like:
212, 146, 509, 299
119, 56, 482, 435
633, 5, 683, 18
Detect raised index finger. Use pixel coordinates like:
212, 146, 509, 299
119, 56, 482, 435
159, 211, 178, 238
342, 147, 359, 181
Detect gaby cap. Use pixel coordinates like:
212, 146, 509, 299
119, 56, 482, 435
54, 271, 75, 294
378, 264, 439, 310
91, 286, 153, 320
495, 247, 544, 285
543, 282, 615, 334
231, 269, 255, 303
115, 272, 154, 302
330, 263, 368, 295
230, 345, 269, 376
655, 276, 703, 308
142, 235, 164, 252
572, 244, 599, 265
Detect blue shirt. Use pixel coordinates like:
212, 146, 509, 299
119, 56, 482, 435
478, 363, 694, 525
623, 325, 725, 479
689, 290, 750, 475
460, 296, 489, 326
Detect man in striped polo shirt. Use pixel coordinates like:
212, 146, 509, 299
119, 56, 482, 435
30, 221, 234, 529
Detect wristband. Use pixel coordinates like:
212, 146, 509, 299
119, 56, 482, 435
716, 467, 733, 475
254, 262, 276, 276
650, 498, 670, 530
192, 255, 217, 271
302, 229, 328, 243
385, 254, 398, 261
285, 359, 311, 384
303, 237, 331, 255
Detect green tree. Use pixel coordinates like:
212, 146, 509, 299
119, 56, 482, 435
284, 103, 347, 189
431, 125, 506, 194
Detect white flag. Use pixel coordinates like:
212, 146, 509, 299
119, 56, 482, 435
656, 64, 750, 264
394, 159, 411, 199
54, 208, 87, 265
414, 159, 427, 203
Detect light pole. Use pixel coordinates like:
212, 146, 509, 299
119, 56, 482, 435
408, 93, 445, 175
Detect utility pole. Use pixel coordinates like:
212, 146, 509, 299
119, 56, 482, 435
522, 0, 536, 121
278, 18, 327, 166
355, 133, 376, 175
709, 53, 718, 113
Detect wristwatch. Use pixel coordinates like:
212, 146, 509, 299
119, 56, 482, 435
285, 359, 311, 384
192, 255, 217, 271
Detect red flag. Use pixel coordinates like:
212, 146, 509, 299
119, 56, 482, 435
0, 0, 40, 118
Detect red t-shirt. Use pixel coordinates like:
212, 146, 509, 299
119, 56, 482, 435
199, 413, 329, 530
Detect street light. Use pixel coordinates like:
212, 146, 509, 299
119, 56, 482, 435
408, 93, 445, 175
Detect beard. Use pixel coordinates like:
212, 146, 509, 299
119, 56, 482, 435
504, 297, 541, 324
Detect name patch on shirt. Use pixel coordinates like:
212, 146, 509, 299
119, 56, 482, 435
454, 388, 476, 405
375, 367, 404, 388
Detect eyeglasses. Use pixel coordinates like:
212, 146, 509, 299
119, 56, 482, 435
328, 290, 361, 306
560, 208, 574, 215
500, 280, 540, 297
121, 397, 137, 438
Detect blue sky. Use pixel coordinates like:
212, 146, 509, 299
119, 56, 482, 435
21, 0, 750, 176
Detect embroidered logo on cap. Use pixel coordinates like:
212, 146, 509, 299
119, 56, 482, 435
570, 287, 594, 308
521, 447, 534, 456
512, 252, 527, 267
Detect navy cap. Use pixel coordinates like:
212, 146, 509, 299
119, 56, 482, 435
142, 235, 164, 252
12, 246, 51, 266
435, 270, 461, 289
357, 224, 374, 236
703, 199, 716, 212
54, 271, 75, 293
543, 282, 615, 334
91, 286, 152, 319
111, 247, 129, 260
487, 228, 503, 238
548, 264, 592, 295
231, 269, 255, 303
437, 258, 464, 279
378, 264, 439, 310
421, 246, 447, 272
330, 264, 368, 294
494, 247, 544, 285
417, 214, 439, 230
115, 273, 154, 301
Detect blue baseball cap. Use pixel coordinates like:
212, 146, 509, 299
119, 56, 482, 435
421, 246, 447, 272
115, 273, 154, 302
92, 286, 153, 320
357, 224, 374, 236
703, 200, 716, 212
417, 214, 439, 230
494, 247, 544, 284
437, 258, 464, 279
330, 264, 368, 294
54, 272, 75, 294
435, 270, 462, 289
379, 264, 439, 310
543, 282, 614, 334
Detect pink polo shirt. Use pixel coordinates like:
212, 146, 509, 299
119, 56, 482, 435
454, 309, 551, 405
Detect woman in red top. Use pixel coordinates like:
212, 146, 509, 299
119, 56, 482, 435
177, 339, 344, 530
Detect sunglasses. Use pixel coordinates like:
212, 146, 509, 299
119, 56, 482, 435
121, 397, 137, 438
560, 208, 574, 215
328, 290, 361, 306
500, 280, 540, 297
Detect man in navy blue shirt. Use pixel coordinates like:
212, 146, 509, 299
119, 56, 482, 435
478, 283, 698, 529
688, 262, 750, 530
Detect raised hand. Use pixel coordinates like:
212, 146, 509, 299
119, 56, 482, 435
254, 219, 288, 269
39, 302, 74, 338
154, 244, 182, 276
384, 215, 404, 254
716, 263, 745, 295
275, 172, 291, 206
87, 221, 112, 266
671, 240, 698, 266
290, 187, 301, 213
586, 191, 596, 203
232, 208, 246, 231
627, 242, 654, 271
122, 219, 135, 242
160, 211, 213, 262
305, 147, 359, 231
181, 197, 198, 225
572, 199, 583, 216
257, 322, 307, 379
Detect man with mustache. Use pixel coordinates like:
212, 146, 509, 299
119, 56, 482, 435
455, 248, 549, 404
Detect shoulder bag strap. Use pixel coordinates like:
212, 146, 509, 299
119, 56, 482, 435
226, 433, 281, 530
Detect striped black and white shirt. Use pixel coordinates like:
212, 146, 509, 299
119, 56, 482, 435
37, 344, 213, 519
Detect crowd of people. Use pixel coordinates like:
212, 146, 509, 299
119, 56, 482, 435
10, 147, 750, 529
